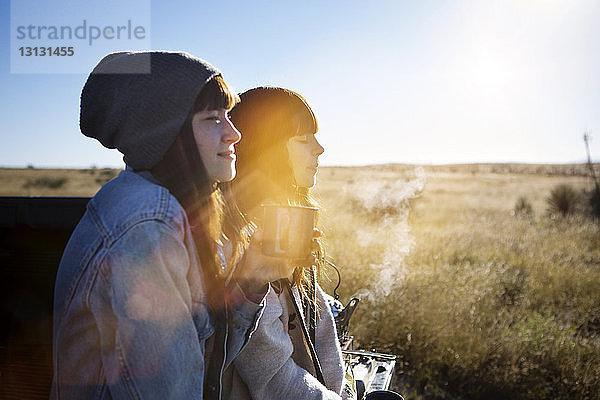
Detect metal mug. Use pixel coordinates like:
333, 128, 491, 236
261, 205, 317, 259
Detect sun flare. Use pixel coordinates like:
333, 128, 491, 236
475, 57, 508, 91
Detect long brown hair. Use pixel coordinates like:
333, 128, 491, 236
151, 75, 246, 311
227, 86, 324, 299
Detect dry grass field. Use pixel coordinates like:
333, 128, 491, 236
0, 167, 119, 196
2, 164, 599, 399
315, 164, 600, 400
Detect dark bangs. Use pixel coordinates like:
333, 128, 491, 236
287, 91, 318, 137
193, 75, 239, 112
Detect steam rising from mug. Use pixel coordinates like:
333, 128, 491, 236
351, 167, 426, 303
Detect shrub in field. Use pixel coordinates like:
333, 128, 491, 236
512, 196, 533, 217
23, 177, 67, 189
100, 169, 116, 177
94, 169, 118, 185
546, 183, 579, 216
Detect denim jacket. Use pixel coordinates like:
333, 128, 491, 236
51, 169, 265, 399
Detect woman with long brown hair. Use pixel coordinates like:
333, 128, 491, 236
51, 52, 282, 400
225, 87, 353, 399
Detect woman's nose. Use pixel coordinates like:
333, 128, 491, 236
314, 137, 325, 156
223, 119, 242, 144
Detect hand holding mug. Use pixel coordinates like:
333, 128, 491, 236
235, 228, 296, 295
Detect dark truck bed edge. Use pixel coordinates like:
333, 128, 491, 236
0, 196, 89, 400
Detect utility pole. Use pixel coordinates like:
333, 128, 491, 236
584, 132, 599, 191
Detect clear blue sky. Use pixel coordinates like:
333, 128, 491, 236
1, 0, 599, 168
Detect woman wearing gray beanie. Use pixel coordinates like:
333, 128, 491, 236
51, 51, 288, 400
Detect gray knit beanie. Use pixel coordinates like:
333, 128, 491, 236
80, 51, 221, 170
